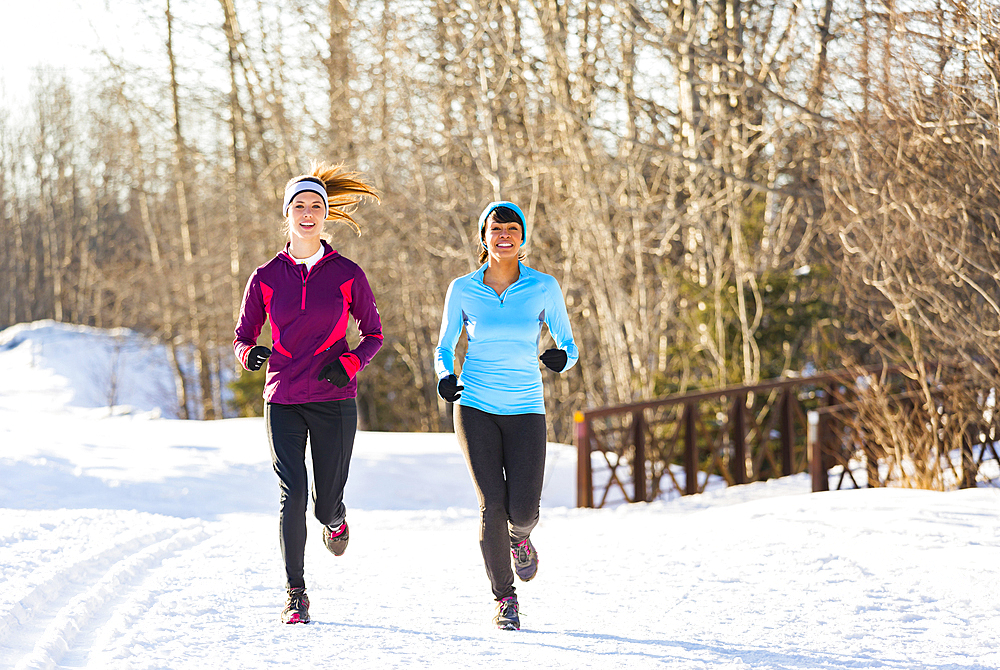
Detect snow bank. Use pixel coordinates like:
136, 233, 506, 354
0, 320, 177, 417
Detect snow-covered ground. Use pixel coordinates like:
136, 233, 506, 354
1, 321, 998, 669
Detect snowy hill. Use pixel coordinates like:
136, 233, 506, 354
0, 321, 998, 669
0, 320, 178, 417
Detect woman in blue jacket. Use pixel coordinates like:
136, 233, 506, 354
235, 163, 382, 624
435, 201, 578, 631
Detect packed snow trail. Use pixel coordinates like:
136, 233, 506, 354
1, 322, 999, 668
2, 488, 998, 669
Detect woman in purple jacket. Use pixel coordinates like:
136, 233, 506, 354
234, 163, 382, 624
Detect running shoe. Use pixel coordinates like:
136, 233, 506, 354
281, 587, 310, 624
323, 521, 349, 556
494, 595, 520, 630
512, 537, 538, 581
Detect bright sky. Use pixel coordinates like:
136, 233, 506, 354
0, 0, 152, 108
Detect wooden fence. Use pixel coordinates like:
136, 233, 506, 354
807, 388, 1000, 492
574, 365, 996, 507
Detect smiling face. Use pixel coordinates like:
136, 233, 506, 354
286, 190, 327, 257
483, 216, 523, 263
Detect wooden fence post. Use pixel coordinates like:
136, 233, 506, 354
684, 400, 698, 495
575, 411, 593, 508
863, 425, 879, 487
730, 393, 747, 485
808, 410, 829, 492
632, 410, 647, 503
961, 426, 979, 489
781, 389, 794, 477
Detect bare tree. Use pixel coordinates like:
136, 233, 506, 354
2, 0, 994, 461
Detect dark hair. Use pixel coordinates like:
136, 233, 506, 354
478, 206, 526, 265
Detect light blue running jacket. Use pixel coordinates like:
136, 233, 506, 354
435, 262, 579, 415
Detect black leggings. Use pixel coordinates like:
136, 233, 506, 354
454, 405, 547, 601
266, 399, 357, 590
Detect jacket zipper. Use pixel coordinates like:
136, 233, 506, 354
485, 278, 514, 306
296, 251, 336, 311
300, 266, 308, 311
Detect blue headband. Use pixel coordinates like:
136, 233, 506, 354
478, 201, 527, 248
282, 178, 329, 217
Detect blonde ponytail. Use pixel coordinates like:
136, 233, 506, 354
282, 162, 380, 237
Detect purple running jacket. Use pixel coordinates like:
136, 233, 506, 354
234, 241, 383, 404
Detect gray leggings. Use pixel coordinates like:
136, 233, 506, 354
453, 405, 547, 601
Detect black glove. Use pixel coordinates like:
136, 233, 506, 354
319, 360, 351, 387
540, 348, 567, 373
246, 346, 271, 371
437, 374, 464, 402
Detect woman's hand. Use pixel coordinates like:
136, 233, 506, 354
246, 346, 271, 371
437, 374, 464, 402
539, 348, 567, 373
319, 360, 352, 387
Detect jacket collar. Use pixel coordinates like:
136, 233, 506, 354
475, 261, 524, 286
280, 240, 338, 268
476, 260, 524, 277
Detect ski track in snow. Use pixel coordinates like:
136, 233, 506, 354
0, 511, 208, 670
